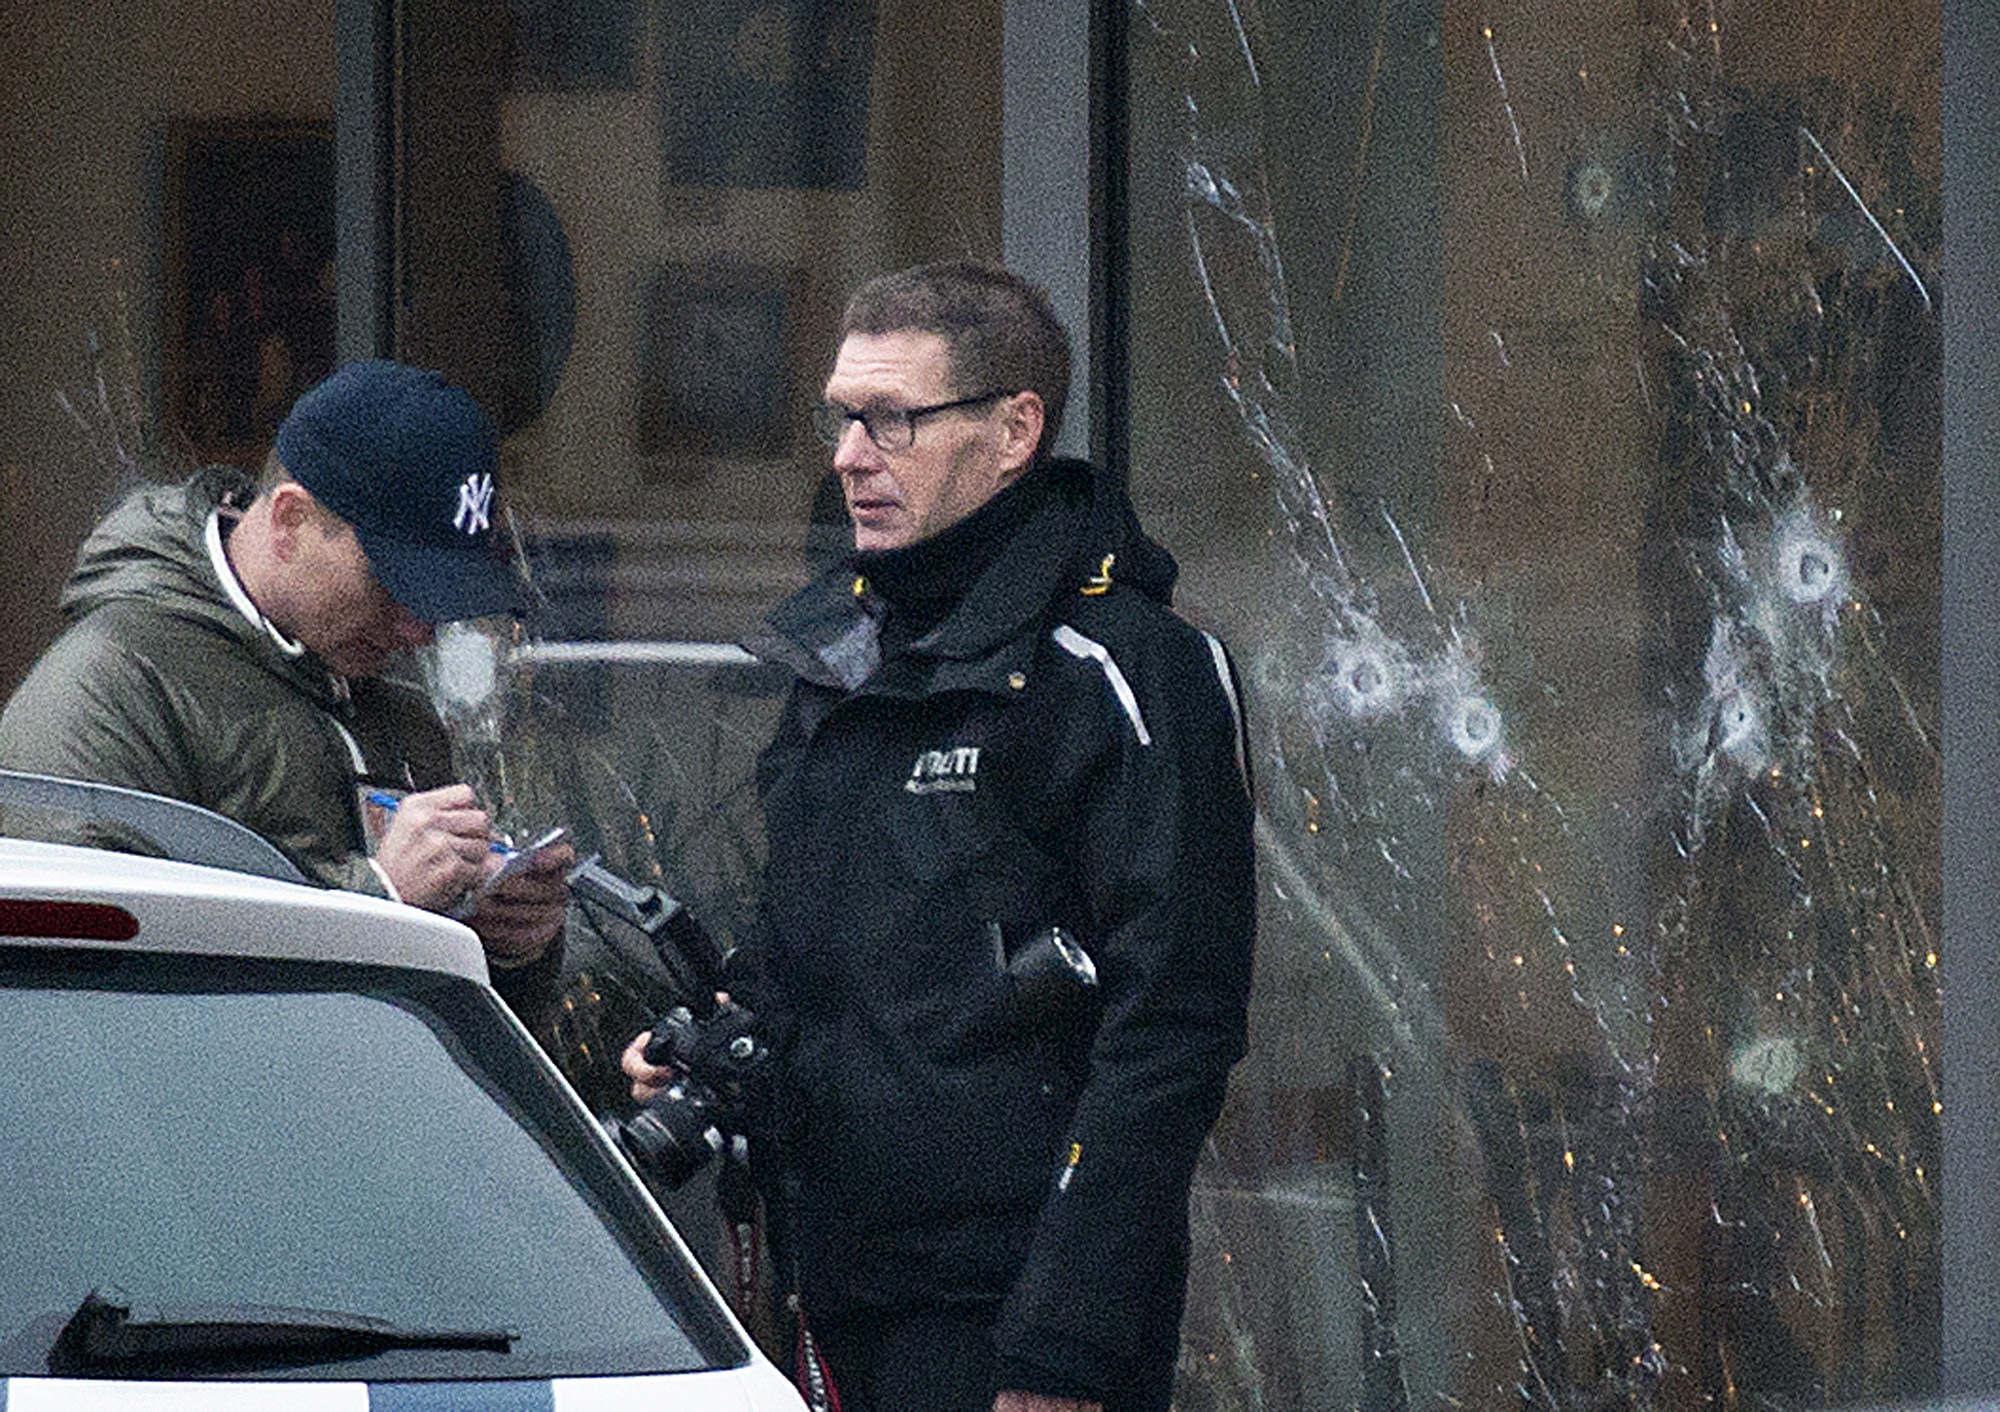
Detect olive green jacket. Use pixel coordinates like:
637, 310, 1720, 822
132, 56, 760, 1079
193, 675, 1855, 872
0, 469, 452, 895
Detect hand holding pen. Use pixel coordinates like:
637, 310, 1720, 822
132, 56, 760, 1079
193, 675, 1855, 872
369, 783, 495, 912
368, 785, 574, 964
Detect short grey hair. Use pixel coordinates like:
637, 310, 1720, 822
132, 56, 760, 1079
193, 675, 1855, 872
839, 258, 1071, 461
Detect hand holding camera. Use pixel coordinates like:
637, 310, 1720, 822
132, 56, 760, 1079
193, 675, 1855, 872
621, 991, 744, 1098
609, 921, 1094, 1191
616, 993, 769, 1189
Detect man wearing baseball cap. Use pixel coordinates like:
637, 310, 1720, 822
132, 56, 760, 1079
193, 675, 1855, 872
0, 360, 569, 1012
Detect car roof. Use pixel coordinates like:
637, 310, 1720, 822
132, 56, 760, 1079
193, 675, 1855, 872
0, 836, 488, 981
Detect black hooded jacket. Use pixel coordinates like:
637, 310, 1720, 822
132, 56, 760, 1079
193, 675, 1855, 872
740, 458, 1255, 1402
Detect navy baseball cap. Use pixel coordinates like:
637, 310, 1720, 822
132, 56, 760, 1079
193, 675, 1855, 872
274, 360, 522, 623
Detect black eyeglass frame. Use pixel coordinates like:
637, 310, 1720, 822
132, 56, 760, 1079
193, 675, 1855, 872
810, 390, 1015, 451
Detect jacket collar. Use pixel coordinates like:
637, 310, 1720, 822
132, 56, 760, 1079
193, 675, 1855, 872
904, 467, 1078, 662
749, 462, 1086, 698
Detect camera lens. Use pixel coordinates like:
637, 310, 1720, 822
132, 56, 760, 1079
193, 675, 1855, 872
617, 1081, 725, 1189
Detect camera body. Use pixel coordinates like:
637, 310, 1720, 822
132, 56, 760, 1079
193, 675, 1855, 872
615, 998, 767, 1189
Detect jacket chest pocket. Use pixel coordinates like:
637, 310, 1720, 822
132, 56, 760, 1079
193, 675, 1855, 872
891, 752, 998, 885
889, 721, 1068, 915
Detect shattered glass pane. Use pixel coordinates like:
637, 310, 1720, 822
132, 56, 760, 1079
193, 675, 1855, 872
358, 2, 1947, 1405
1125, 1, 1941, 1408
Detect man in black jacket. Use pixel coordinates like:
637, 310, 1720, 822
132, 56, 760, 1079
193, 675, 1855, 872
627, 260, 1255, 1412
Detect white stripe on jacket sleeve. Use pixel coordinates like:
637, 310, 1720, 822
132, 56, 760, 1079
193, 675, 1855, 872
1052, 624, 1151, 746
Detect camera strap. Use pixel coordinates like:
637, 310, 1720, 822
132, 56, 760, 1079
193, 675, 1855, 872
793, 1299, 843, 1412
717, 1146, 763, 1322
727, 1213, 759, 1325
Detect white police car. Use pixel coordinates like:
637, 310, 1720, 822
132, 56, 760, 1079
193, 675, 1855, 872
0, 776, 803, 1410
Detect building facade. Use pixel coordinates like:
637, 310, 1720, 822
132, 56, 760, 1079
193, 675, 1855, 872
2, 3, 1986, 1406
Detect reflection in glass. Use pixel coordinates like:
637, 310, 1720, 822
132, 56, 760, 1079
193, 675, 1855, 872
447, 2, 1945, 1404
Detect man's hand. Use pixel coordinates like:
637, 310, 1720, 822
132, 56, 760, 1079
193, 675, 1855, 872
461, 840, 575, 965
995, 1394, 1101, 1412
621, 1028, 674, 1104
620, 990, 732, 1102
374, 784, 491, 910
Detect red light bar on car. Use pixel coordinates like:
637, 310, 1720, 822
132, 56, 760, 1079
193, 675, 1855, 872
0, 899, 140, 940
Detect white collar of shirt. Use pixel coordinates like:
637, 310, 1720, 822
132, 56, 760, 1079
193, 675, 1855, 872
205, 505, 368, 770
205, 505, 309, 660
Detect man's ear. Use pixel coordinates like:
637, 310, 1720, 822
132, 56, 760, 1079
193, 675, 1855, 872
263, 481, 316, 560
996, 391, 1047, 478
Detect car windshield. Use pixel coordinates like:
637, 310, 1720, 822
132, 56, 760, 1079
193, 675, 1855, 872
0, 943, 746, 1380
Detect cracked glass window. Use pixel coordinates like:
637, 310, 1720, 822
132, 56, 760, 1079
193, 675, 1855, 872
1125, 2, 1940, 1408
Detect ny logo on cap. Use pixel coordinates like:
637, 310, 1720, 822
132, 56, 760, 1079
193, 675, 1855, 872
454, 472, 494, 535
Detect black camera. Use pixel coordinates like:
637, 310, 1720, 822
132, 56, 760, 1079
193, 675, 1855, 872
562, 854, 765, 1189
614, 997, 768, 1189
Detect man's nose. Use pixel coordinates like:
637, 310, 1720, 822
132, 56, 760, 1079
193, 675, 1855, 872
831, 418, 881, 475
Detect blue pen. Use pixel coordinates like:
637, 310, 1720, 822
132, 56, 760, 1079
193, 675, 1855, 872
366, 789, 513, 854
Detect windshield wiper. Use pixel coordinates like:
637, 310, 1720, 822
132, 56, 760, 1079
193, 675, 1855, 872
49, 1289, 516, 1375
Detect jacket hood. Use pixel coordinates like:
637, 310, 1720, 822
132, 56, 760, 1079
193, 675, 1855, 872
61, 470, 248, 625
916, 456, 1177, 660
1053, 456, 1178, 607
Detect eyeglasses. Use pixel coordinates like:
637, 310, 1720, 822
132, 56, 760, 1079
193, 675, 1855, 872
810, 390, 1012, 452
